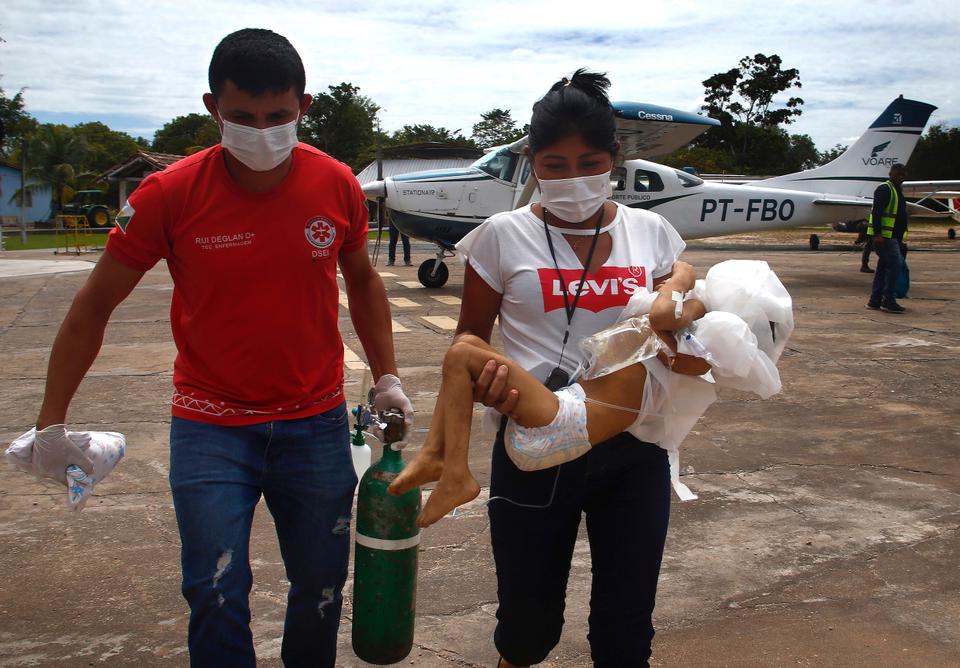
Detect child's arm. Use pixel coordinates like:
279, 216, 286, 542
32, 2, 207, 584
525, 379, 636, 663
649, 261, 706, 330
649, 261, 711, 376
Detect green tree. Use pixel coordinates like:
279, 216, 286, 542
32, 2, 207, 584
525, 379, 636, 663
471, 108, 525, 149
387, 124, 475, 148
818, 143, 847, 166
907, 124, 960, 180
300, 82, 379, 172
71, 121, 142, 172
0, 86, 37, 159
658, 146, 738, 174
697, 53, 806, 173
21, 124, 97, 215
152, 113, 220, 155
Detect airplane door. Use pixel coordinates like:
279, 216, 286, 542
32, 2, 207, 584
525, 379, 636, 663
458, 147, 520, 219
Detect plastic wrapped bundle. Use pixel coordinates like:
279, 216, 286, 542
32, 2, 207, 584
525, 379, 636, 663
691, 259, 794, 364
5, 426, 126, 511
678, 312, 782, 398
578, 315, 666, 381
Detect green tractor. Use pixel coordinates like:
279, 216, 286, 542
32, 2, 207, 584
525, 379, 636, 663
62, 190, 112, 228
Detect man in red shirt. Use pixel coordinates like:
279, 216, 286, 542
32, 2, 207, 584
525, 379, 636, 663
31, 29, 411, 668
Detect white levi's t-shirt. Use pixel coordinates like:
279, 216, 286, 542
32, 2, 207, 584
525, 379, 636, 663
457, 202, 686, 381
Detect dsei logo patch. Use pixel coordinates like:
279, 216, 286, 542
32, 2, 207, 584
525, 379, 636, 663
305, 216, 336, 250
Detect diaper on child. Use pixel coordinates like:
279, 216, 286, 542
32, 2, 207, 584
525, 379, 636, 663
505, 384, 590, 471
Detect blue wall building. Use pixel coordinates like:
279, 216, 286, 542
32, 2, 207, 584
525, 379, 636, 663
0, 162, 52, 223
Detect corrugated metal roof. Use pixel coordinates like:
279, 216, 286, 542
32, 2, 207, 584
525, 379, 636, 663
100, 150, 185, 179
355, 158, 477, 185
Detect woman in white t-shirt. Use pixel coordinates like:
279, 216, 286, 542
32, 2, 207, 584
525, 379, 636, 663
453, 70, 686, 668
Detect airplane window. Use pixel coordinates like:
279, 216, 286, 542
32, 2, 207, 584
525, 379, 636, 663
520, 161, 530, 185
634, 169, 664, 193
474, 148, 518, 182
675, 170, 704, 188
611, 167, 627, 192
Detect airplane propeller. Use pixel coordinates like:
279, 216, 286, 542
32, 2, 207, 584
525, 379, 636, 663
370, 127, 386, 266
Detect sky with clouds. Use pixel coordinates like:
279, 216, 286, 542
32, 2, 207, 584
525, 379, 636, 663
2, 0, 957, 152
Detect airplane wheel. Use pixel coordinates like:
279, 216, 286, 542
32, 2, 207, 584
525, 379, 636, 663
948, 228, 956, 240
809, 234, 820, 250
418, 260, 449, 288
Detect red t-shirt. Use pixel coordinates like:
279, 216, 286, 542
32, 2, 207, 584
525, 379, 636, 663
106, 143, 368, 425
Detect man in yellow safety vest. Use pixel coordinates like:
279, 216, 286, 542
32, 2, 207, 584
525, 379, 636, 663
866, 163, 908, 313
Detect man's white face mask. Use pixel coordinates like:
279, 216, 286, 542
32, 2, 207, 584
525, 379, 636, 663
536, 171, 613, 223
219, 117, 299, 172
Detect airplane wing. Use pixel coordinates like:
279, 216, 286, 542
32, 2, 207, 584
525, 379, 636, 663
611, 102, 721, 160
813, 196, 937, 216
901, 180, 960, 197
506, 103, 720, 162
813, 197, 873, 207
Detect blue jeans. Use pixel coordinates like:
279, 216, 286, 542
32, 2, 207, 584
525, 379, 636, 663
169, 405, 355, 668
488, 419, 671, 667
870, 237, 902, 305
388, 223, 410, 263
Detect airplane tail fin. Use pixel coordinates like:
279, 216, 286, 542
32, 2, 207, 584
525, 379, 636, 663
755, 97, 937, 197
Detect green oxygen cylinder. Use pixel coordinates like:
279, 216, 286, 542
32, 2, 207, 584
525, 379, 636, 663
352, 408, 421, 664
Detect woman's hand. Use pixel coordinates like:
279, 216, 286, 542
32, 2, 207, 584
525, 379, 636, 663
473, 360, 520, 418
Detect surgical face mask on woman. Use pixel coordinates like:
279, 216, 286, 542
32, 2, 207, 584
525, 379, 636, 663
536, 171, 613, 223
219, 117, 300, 172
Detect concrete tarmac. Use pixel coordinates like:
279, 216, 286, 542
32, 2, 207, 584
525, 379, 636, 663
0, 236, 958, 667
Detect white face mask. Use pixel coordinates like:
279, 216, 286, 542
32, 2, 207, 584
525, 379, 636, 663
219, 117, 299, 172
536, 171, 613, 223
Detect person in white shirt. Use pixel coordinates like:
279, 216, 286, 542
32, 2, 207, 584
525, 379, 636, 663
389, 261, 707, 526
451, 69, 685, 668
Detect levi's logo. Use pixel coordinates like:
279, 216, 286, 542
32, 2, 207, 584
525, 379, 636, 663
537, 266, 646, 313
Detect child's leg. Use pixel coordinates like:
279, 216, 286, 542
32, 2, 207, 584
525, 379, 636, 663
580, 363, 649, 445
391, 335, 563, 496
410, 337, 564, 527
385, 377, 449, 495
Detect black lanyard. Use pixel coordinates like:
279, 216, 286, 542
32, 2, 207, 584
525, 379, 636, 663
542, 206, 604, 360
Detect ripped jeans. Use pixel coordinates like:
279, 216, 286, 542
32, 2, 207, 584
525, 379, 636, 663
169, 404, 355, 668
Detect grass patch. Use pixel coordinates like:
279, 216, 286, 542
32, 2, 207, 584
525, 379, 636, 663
1, 230, 109, 251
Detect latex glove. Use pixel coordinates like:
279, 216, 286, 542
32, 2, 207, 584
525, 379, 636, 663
370, 374, 414, 440
33, 424, 95, 485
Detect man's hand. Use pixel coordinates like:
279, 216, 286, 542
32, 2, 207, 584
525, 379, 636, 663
473, 360, 519, 418
32, 424, 94, 485
371, 374, 415, 438
874, 235, 885, 246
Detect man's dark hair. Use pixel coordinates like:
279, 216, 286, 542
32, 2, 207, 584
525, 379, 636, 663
891, 163, 906, 171
208, 28, 306, 99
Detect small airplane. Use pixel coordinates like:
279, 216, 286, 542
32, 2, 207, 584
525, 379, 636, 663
361, 96, 949, 288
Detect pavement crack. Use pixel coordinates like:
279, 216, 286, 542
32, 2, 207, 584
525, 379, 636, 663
690, 461, 945, 478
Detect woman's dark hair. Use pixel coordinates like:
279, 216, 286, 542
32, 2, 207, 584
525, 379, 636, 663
209, 28, 306, 99
528, 68, 617, 156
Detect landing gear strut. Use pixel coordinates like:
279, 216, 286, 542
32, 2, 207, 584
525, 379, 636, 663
417, 248, 454, 288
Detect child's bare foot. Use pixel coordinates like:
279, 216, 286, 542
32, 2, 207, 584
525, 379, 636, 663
417, 473, 481, 527
388, 447, 444, 496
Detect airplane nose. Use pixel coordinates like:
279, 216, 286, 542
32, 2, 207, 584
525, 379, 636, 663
361, 180, 386, 200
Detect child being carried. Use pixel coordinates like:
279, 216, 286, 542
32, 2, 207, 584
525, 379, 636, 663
388, 259, 793, 527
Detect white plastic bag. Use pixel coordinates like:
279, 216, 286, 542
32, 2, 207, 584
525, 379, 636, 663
692, 259, 794, 363
5, 428, 126, 511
